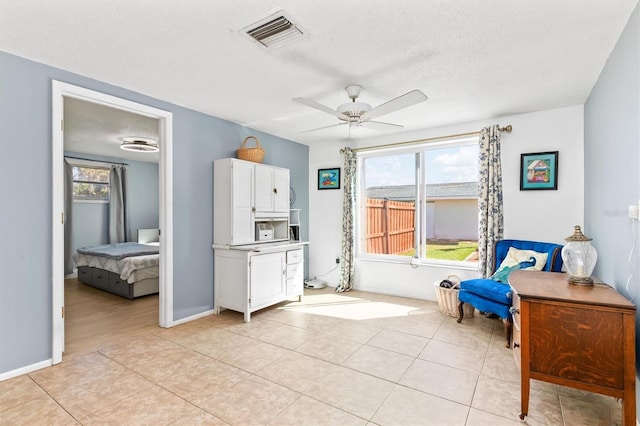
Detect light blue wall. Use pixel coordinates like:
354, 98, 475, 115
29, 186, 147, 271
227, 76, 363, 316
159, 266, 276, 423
72, 203, 109, 251
584, 1, 639, 409
126, 159, 160, 242
585, 3, 639, 309
65, 152, 160, 256
0, 51, 309, 375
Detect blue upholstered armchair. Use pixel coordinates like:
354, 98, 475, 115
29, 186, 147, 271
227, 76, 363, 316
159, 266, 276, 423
457, 239, 564, 348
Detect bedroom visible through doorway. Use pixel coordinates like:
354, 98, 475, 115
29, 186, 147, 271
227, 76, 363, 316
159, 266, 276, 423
51, 81, 174, 365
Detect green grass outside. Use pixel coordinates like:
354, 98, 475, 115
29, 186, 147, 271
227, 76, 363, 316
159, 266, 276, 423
400, 240, 478, 261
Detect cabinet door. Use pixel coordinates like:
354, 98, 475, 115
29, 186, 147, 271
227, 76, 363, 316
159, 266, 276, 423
273, 168, 290, 212
254, 164, 274, 212
231, 161, 254, 244
250, 252, 285, 307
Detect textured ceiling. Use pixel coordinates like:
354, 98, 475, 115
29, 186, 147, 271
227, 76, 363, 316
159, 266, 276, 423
1, 0, 637, 154
64, 98, 160, 163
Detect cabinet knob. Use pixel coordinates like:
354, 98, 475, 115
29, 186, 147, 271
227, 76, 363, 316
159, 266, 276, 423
509, 307, 519, 315
513, 343, 520, 348
252, 207, 256, 212
273, 188, 278, 194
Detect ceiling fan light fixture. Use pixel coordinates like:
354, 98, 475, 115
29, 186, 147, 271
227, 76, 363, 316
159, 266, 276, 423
294, 85, 427, 136
337, 101, 371, 119
121, 137, 159, 153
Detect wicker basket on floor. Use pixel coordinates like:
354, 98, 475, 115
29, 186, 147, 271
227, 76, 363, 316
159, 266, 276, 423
434, 275, 474, 318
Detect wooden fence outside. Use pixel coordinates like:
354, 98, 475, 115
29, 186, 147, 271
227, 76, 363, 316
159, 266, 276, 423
365, 198, 415, 254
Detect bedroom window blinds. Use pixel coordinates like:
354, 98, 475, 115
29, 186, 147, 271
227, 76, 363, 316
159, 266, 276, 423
72, 166, 110, 201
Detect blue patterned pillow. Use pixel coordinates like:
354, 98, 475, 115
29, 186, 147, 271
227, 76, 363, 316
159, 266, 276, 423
491, 256, 537, 283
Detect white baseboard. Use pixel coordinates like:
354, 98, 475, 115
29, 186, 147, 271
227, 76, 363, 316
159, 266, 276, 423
170, 309, 215, 327
0, 359, 52, 382
64, 268, 78, 279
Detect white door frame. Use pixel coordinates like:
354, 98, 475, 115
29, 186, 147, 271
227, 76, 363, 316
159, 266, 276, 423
51, 81, 174, 364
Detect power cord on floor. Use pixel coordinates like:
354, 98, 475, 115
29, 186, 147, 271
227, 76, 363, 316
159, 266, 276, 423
625, 219, 637, 296
314, 263, 339, 279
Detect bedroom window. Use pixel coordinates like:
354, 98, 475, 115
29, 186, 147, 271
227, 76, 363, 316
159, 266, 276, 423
72, 166, 110, 202
357, 138, 479, 265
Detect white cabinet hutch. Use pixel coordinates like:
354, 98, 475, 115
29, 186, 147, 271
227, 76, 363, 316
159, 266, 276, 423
213, 158, 307, 322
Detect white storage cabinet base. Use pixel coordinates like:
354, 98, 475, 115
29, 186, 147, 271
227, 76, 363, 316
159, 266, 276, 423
214, 243, 306, 322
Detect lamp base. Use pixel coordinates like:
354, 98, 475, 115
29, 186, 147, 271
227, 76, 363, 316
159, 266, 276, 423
567, 275, 594, 285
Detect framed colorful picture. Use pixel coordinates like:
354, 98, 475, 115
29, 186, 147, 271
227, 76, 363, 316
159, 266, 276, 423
318, 167, 340, 190
520, 151, 558, 190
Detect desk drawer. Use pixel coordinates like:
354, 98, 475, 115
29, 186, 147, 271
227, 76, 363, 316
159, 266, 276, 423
512, 325, 521, 369
511, 292, 521, 328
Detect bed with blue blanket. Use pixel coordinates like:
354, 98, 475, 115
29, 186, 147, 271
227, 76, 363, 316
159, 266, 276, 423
73, 233, 160, 299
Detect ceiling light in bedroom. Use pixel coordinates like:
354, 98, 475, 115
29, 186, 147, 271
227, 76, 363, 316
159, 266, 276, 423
120, 137, 159, 153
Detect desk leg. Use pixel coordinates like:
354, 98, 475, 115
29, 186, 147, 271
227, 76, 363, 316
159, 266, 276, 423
519, 374, 529, 420
622, 313, 636, 426
519, 302, 530, 420
622, 396, 635, 426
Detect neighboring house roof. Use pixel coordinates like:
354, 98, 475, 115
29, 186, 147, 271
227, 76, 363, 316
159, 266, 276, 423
366, 182, 478, 201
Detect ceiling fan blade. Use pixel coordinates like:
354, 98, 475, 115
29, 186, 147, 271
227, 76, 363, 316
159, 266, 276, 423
293, 97, 350, 120
301, 122, 348, 133
361, 89, 428, 121
360, 120, 404, 132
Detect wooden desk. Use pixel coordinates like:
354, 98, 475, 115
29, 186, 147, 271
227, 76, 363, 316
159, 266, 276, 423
509, 270, 636, 424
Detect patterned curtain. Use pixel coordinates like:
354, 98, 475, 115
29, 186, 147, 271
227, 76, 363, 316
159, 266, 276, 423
336, 148, 357, 293
477, 125, 504, 277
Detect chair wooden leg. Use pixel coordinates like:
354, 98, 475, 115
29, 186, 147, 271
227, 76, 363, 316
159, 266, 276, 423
503, 318, 512, 348
457, 301, 464, 323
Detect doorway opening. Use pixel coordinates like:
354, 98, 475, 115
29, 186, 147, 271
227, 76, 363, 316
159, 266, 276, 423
51, 81, 174, 364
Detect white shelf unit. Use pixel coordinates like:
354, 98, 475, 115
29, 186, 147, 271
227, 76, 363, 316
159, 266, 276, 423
289, 209, 301, 241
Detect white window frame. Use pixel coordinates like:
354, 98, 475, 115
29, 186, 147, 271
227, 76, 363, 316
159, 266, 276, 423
68, 160, 112, 203
356, 136, 479, 268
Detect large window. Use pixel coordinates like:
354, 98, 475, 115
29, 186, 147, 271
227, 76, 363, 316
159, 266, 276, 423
358, 138, 479, 264
72, 166, 110, 201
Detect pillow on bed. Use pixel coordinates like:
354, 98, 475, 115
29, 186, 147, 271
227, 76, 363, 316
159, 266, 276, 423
490, 247, 548, 283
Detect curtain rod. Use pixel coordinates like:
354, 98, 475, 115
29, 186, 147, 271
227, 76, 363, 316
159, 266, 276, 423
64, 155, 128, 166
341, 124, 512, 154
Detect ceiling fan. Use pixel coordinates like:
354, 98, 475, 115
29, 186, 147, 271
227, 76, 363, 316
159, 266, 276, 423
293, 85, 427, 136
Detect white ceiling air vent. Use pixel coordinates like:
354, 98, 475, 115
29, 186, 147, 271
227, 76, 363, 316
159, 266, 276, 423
242, 11, 306, 49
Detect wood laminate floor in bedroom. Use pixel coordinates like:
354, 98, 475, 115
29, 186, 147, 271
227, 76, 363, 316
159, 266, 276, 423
63, 278, 159, 359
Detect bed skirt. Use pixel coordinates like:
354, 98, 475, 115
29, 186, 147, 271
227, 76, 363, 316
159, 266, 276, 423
77, 266, 159, 299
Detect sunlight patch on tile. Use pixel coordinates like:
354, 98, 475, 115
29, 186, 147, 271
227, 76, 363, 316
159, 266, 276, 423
282, 300, 422, 321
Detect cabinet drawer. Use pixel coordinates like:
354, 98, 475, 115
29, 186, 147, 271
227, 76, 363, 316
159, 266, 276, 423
287, 278, 303, 297
286, 249, 303, 264
286, 263, 303, 279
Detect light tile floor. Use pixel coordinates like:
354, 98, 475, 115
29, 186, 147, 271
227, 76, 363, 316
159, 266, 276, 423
0, 287, 624, 425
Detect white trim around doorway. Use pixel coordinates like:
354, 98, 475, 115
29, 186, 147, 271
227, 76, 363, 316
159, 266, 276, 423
51, 81, 174, 365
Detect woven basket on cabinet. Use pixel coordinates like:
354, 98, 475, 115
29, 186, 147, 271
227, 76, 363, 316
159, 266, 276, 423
237, 136, 265, 163
434, 275, 474, 318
